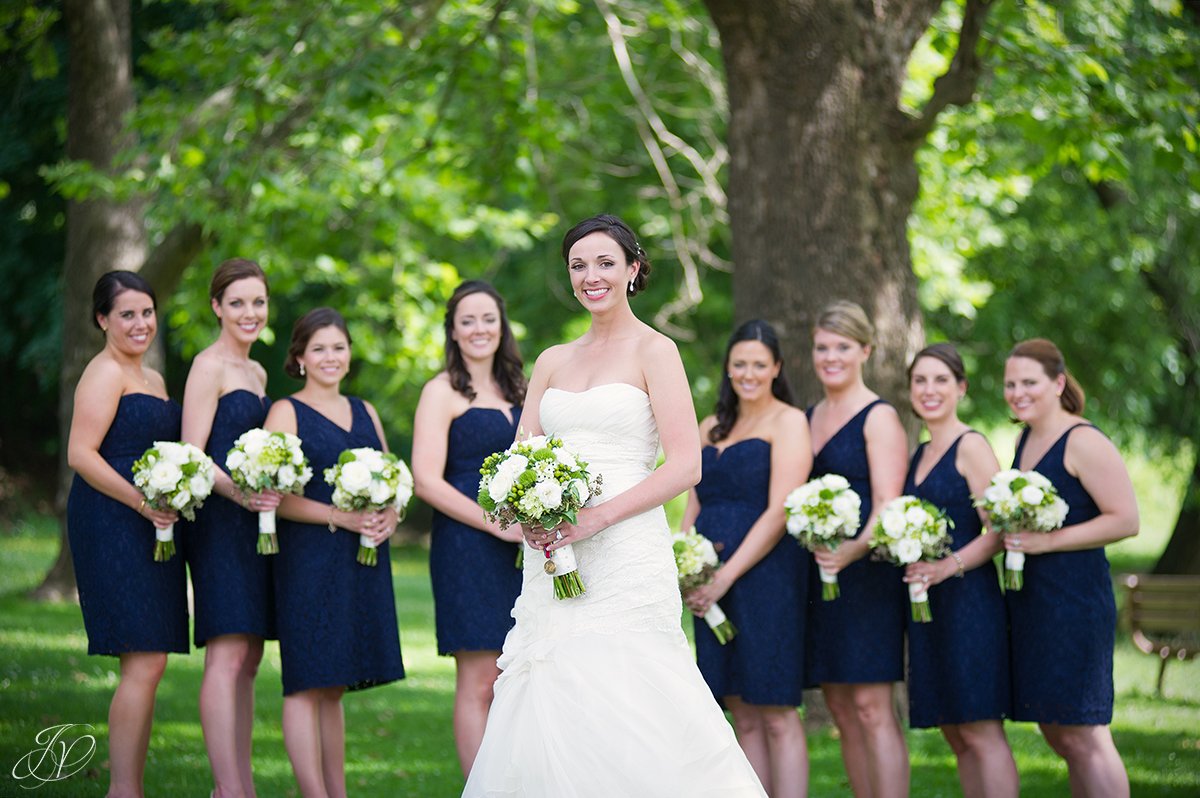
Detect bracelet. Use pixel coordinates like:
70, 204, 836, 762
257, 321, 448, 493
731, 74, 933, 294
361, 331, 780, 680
950, 551, 965, 578
137, 498, 147, 515
327, 506, 337, 534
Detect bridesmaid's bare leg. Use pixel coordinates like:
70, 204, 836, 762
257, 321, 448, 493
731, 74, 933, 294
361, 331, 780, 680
282, 690, 327, 797
726, 698, 771, 793
942, 721, 1018, 798
453, 651, 502, 777
851, 683, 908, 798
317, 688, 346, 798
200, 634, 263, 798
760, 704, 808, 798
823, 683, 872, 797
1040, 723, 1129, 798
108, 651, 168, 798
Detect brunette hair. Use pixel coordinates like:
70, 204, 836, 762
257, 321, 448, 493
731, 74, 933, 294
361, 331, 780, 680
709, 319, 795, 444
907, 342, 966, 384
560, 214, 652, 296
1008, 338, 1085, 414
444, 280, 527, 406
814, 300, 874, 348
210, 258, 269, 304
92, 270, 156, 330
285, 307, 351, 379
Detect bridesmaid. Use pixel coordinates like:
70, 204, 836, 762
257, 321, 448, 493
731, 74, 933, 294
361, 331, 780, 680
900, 344, 1017, 798
1002, 338, 1137, 796
181, 258, 278, 798
681, 319, 812, 798
66, 271, 187, 797
264, 307, 405, 798
804, 300, 909, 798
411, 280, 525, 776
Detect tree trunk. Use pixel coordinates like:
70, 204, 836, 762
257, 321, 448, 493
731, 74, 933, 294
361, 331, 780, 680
32, 0, 145, 601
1154, 451, 1200, 574
703, 0, 944, 408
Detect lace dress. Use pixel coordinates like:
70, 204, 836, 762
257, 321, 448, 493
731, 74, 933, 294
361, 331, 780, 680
463, 383, 766, 797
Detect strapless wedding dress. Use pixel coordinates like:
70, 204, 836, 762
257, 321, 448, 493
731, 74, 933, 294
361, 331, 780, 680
463, 383, 766, 797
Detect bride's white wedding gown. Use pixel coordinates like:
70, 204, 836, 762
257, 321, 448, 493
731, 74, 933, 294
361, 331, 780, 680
463, 383, 766, 797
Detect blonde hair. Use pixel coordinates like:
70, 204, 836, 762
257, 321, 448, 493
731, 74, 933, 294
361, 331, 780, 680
815, 300, 874, 347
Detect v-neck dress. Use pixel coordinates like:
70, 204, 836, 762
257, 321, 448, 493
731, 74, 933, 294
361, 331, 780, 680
273, 396, 405, 696
904, 432, 1011, 727
804, 400, 906, 685
1007, 423, 1114, 724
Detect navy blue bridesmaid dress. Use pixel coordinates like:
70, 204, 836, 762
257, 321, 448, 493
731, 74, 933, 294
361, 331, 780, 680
904, 432, 1010, 728
274, 396, 405, 695
188, 389, 276, 647
805, 400, 906, 684
67, 393, 189, 655
1008, 424, 1114, 724
694, 438, 808, 706
429, 406, 523, 655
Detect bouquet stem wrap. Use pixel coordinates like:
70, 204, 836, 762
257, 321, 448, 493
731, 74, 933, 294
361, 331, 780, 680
702, 603, 737, 644
358, 534, 378, 567
818, 566, 840, 601
257, 509, 278, 555
544, 543, 585, 600
154, 524, 175, 562
907, 580, 932, 623
1004, 550, 1025, 590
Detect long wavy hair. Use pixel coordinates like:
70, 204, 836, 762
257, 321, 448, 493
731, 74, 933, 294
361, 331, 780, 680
709, 319, 795, 444
444, 280, 527, 405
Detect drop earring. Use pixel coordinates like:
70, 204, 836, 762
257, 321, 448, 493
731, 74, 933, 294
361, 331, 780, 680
627, 279, 635, 294
299, 363, 306, 377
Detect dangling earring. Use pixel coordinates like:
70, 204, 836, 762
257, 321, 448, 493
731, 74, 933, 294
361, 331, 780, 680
627, 279, 635, 294
299, 363, 306, 377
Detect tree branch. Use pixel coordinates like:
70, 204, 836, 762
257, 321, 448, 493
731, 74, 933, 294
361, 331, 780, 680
897, 0, 994, 143
140, 221, 207, 294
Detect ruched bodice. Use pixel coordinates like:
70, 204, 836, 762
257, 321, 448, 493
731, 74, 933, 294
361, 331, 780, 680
466, 382, 766, 797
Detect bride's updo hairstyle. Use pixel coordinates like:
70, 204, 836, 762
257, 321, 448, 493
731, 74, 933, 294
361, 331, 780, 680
1009, 337, 1085, 415
284, 307, 351, 379
560, 214, 652, 296
710, 319, 795, 444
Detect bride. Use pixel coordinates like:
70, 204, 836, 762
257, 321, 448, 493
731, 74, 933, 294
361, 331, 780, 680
463, 215, 766, 797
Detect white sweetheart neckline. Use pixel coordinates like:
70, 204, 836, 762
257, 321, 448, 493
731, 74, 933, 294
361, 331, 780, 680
544, 383, 649, 398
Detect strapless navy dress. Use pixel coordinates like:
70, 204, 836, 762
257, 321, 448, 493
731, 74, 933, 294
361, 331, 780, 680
805, 400, 906, 684
430, 406, 523, 655
188, 389, 276, 647
274, 396, 404, 695
904, 433, 1010, 727
694, 438, 808, 707
1008, 424, 1114, 724
67, 393, 189, 655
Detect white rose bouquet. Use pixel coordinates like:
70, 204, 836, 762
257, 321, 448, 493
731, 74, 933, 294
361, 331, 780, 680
783, 474, 862, 600
226, 428, 313, 554
671, 527, 737, 644
324, 448, 414, 566
132, 441, 216, 561
869, 495, 953, 622
477, 435, 602, 600
973, 469, 1068, 590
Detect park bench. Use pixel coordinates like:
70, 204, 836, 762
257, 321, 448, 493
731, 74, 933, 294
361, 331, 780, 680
1119, 573, 1200, 696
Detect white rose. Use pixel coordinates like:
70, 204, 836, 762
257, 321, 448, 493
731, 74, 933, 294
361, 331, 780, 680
277, 464, 297, 488
393, 483, 413, 509
499, 454, 528, 479
1023, 470, 1053, 489
984, 483, 1013, 504
524, 435, 548, 451
554, 447, 578, 470
368, 479, 393, 506
786, 515, 804, 535
905, 505, 931, 527
243, 438, 266, 461
571, 478, 590, 505
338, 461, 372, 494
189, 475, 211, 499
148, 460, 182, 492
896, 537, 922, 564
832, 493, 860, 521
488, 472, 515, 503
1019, 485, 1045, 507
822, 475, 850, 491
226, 450, 247, 472
533, 480, 562, 510
881, 509, 907, 537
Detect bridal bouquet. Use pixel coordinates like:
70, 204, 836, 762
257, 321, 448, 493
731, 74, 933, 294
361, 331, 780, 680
869, 495, 952, 622
324, 448, 414, 566
671, 527, 737, 644
132, 441, 216, 561
974, 469, 1068, 590
478, 435, 602, 600
783, 475, 862, 600
226, 428, 313, 554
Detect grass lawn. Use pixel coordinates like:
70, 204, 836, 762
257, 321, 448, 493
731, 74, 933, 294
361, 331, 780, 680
1, 455, 1198, 796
